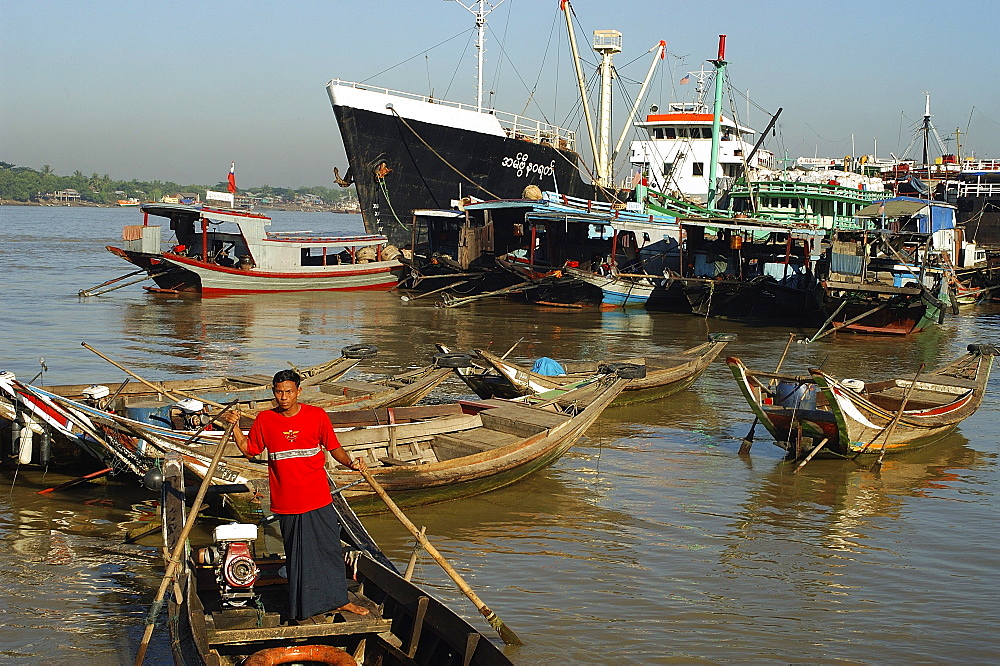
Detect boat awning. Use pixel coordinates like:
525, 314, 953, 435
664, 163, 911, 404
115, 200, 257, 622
856, 200, 927, 218
140, 202, 203, 218
856, 197, 956, 232
412, 209, 465, 218
679, 218, 826, 237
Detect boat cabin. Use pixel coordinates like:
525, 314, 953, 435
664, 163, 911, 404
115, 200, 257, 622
629, 102, 775, 202
124, 203, 395, 271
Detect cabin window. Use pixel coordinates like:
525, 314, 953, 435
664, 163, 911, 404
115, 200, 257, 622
653, 128, 664, 139
693, 162, 705, 176
663, 162, 673, 177
700, 128, 713, 139
665, 127, 676, 139
677, 128, 689, 138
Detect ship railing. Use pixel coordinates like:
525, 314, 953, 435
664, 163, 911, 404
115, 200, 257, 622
732, 180, 887, 201
961, 159, 1000, 172
329, 79, 576, 150
750, 210, 863, 231
954, 182, 1000, 197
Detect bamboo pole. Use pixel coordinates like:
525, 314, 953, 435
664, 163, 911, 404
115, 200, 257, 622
81, 342, 230, 412
739, 333, 797, 455
793, 438, 829, 472
809, 302, 890, 342
357, 467, 523, 646
134, 412, 238, 665
851, 364, 925, 461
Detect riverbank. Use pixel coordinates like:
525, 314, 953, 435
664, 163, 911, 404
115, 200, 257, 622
0, 199, 360, 214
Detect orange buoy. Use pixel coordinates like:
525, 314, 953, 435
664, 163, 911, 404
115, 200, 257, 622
243, 644, 357, 666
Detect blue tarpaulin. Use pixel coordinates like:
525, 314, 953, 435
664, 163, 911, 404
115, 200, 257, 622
531, 357, 566, 376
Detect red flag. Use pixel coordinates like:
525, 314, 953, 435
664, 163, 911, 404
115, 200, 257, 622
227, 162, 237, 194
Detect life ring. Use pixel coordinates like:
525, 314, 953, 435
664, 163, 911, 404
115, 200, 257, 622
342, 344, 379, 359
433, 352, 475, 369
243, 644, 357, 666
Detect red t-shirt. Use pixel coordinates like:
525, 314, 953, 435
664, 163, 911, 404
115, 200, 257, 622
246, 403, 341, 514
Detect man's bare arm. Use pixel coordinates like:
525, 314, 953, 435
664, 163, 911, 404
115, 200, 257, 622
224, 411, 253, 458
330, 445, 368, 472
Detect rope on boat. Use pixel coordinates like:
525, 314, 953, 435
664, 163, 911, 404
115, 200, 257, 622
376, 175, 410, 231
386, 106, 502, 200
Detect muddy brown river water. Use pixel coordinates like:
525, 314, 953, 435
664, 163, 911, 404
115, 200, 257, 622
1, 206, 997, 663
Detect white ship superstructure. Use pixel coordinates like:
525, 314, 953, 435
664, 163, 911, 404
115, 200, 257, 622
628, 101, 775, 203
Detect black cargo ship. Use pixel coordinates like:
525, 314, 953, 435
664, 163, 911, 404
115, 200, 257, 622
326, 79, 600, 249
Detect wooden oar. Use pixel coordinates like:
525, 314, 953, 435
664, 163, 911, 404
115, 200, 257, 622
808, 300, 847, 343
739, 333, 797, 455
82, 342, 232, 414
809, 303, 890, 342
134, 409, 238, 665
399, 280, 470, 301
793, 438, 828, 472
357, 466, 523, 646
850, 363, 925, 461
872, 364, 926, 469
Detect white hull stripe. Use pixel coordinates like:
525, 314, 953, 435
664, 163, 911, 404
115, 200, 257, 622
269, 446, 322, 461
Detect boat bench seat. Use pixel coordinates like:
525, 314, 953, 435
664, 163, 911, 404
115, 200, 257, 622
650, 355, 695, 368
477, 402, 570, 438
225, 374, 273, 386
901, 375, 979, 390
431, 429, 521, 460
870, 387, 955, 410
317, 380, 390, 399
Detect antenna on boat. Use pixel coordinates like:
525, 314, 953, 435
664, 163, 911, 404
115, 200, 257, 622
446, 0, 507, 113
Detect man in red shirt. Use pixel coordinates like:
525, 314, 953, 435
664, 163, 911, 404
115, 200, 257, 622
227, 369, 370, 621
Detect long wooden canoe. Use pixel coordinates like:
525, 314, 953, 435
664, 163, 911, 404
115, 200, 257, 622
445, 333, 735, 405
45, 345, 376, 406
726, 344, 997, 458
65, 372, 628, 515
0, 363, 451, 470
158, 456, 512, 665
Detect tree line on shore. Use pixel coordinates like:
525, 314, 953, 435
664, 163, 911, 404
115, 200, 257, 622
0, 161, 354, 205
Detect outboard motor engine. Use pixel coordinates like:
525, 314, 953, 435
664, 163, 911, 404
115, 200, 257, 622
81, 384, 111, 409
198, 523, 259, 607
173, 398, 209, 430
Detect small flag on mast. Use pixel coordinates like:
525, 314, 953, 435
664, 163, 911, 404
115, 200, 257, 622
227, 162, 237, 194
679, 74, 691, 85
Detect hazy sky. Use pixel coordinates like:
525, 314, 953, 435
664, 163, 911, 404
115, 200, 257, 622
3, 0, 998, 188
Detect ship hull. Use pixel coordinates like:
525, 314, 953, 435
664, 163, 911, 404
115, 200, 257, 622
331, 103, 597, 248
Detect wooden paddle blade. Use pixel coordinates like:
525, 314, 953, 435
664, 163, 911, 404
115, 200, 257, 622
738, 418, 757, 455
484, 609, 524, 646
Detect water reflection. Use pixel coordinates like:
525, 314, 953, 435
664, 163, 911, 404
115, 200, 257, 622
0, 467, 167, 661
728, 432, 984, 559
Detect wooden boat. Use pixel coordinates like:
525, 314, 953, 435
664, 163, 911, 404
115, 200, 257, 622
105, 203, 402, 294
441, 333, 735, 406
0, 360, 451, 469
38, 345, 376, 408
63, 371, 629, 515
726, 344, 997, 458
561, 266, 666, 308
157, 456, 513, 665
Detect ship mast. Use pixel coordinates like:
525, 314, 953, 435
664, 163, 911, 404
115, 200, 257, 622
562, 1, 600, 184
707, 35, 727, 212
593, 30, 622, 186
449, 0, 507, 113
